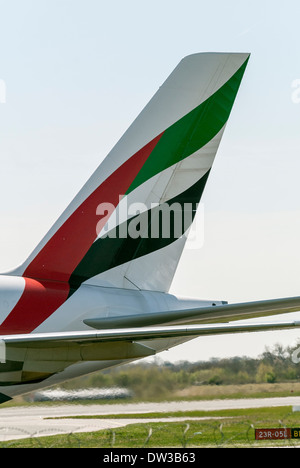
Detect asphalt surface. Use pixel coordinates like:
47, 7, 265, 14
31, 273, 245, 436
1, 397, 300, 442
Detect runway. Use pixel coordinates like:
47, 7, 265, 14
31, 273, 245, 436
1, 396, 300, 442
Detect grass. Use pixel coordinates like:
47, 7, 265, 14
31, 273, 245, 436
174, 381, 300, 400
3, 406, 300, 448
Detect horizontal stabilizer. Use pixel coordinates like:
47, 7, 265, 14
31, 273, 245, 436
83, 295, 300, 329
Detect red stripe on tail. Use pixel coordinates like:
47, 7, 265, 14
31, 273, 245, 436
0, 133, 164, 334
25, 133, 164, 283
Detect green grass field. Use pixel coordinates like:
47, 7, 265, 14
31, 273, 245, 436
3, 405, 300, 448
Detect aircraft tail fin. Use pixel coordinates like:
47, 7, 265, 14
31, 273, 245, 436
12, 53, 250, 293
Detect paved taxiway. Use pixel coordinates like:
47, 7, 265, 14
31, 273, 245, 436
1, 397, 300, 441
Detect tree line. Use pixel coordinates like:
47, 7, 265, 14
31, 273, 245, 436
59, 341, 300, 400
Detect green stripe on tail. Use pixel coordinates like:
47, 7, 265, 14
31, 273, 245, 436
126, 57, 249, 195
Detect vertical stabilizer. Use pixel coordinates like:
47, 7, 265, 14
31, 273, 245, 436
12, 53, 249, 293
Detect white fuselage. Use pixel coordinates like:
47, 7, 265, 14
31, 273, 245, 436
0, 274, 220, 399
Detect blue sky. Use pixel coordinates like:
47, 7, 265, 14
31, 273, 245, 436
0, 0, 300, 360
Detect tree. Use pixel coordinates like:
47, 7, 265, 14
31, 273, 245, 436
256, 363, 276, 383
